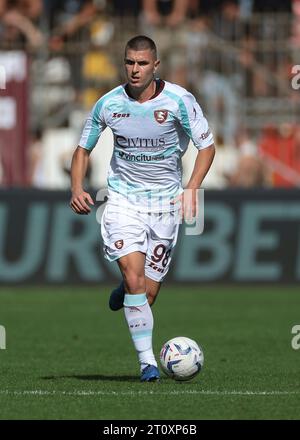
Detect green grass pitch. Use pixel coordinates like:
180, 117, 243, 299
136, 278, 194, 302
0, 285, 299, 420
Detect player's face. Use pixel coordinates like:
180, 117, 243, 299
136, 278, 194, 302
124, 49, 160, 90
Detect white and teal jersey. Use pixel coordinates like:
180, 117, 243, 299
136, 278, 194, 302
79, 80, 214, 212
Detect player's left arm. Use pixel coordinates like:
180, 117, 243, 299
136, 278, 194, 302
177, 92, 216, 219
183, 144, 215, 219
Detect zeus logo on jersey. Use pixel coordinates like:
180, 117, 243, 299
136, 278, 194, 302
116, 136, 166, 148
113, 113, 130, 118
200, 129, 211, 141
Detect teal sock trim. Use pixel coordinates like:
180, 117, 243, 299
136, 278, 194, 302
123, 293, 147, 307
132, 330, 152, 340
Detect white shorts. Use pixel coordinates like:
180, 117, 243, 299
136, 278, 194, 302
101, 204, 180, 282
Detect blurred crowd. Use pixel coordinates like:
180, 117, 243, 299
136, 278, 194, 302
0, 0, 300, 189
0, 1, 298, 48
0, 0, 300, 51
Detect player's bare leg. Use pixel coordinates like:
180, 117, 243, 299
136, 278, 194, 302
109, 275, 161, 310
145, 277, 161, 306
117, 251, 160, 381
109, 252, 144, 310
117, 251, 146, 293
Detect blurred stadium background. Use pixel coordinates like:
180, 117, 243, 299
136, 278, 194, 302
1, 0, 300, 421
0, 0, 300, 284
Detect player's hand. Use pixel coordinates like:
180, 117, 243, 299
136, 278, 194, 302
171, 188, 199, 222
70, 190, 94, 215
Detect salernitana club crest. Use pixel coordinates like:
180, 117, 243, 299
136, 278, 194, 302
154, 110, 168, 124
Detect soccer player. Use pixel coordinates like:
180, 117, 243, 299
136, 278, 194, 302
70, 35, 215, 382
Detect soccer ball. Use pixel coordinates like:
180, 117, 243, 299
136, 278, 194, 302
159, 336, 204, 381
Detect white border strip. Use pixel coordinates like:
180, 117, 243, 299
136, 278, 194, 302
0, 390, 299, 397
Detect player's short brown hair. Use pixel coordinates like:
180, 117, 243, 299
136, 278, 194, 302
125, 35, 157, 59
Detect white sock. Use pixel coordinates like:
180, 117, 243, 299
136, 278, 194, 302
123, 293, 157, 371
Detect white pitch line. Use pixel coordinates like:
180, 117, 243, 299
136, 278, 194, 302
0, 390, 299, 397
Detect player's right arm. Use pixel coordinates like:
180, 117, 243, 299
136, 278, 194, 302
70, 97, 107, 215
70, 146, 94, 215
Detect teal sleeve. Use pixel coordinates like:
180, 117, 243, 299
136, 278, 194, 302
78, 100, 106, 151
179, 94, 214, 150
